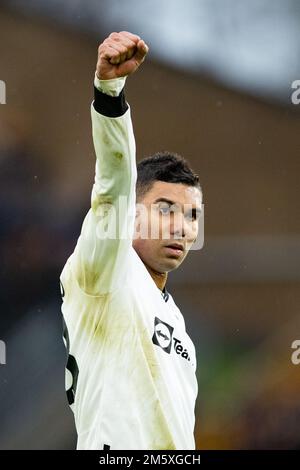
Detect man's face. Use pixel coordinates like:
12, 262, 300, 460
132, 181, 202, 273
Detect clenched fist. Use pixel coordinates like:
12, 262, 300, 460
96, 31, 149, 80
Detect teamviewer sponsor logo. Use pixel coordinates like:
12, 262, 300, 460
152, 317, 174, 354
152, 317, 192, 363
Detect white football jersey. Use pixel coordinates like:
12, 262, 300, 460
60, 76, 198, 450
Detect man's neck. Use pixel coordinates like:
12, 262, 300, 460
145, 264, 168, 292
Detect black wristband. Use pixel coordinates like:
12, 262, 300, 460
93, 85, 128, 117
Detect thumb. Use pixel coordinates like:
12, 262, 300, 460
134, 39, 149, 64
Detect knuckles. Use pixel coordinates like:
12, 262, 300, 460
109, 32, 119, 39
99, 31, 140, 49
97, 32, 143, 69
98, 40, 133, 58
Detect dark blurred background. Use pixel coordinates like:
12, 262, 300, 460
0, 0, 300, 449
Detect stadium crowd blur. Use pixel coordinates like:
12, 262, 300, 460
0, 111, 82, 331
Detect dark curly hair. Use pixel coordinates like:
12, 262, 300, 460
136, 151, 202, 201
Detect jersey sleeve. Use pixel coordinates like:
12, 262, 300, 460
70, 78, 137, 295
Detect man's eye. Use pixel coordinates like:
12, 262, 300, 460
159, 205, 171, 215
186, 211, 199, 222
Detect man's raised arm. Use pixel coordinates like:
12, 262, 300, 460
71, 32, 148, 295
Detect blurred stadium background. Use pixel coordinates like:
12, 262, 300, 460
0, 0, 300, 449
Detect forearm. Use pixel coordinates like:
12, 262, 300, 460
91, 75, 136, 203
71, 76, 136, 295
70, 31, 148, 295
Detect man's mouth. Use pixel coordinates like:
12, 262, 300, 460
164, 243, 184, 256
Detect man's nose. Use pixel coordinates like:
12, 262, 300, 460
170, 212, 186, 238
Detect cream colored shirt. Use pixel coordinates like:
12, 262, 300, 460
60, 74, 198, 450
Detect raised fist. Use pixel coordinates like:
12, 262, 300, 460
96, 31, 149, 80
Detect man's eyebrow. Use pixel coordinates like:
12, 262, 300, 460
153, 198, 202, 212
188, 207, 202, 218
153, 197, 176, 205
187, 206, 202, 214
